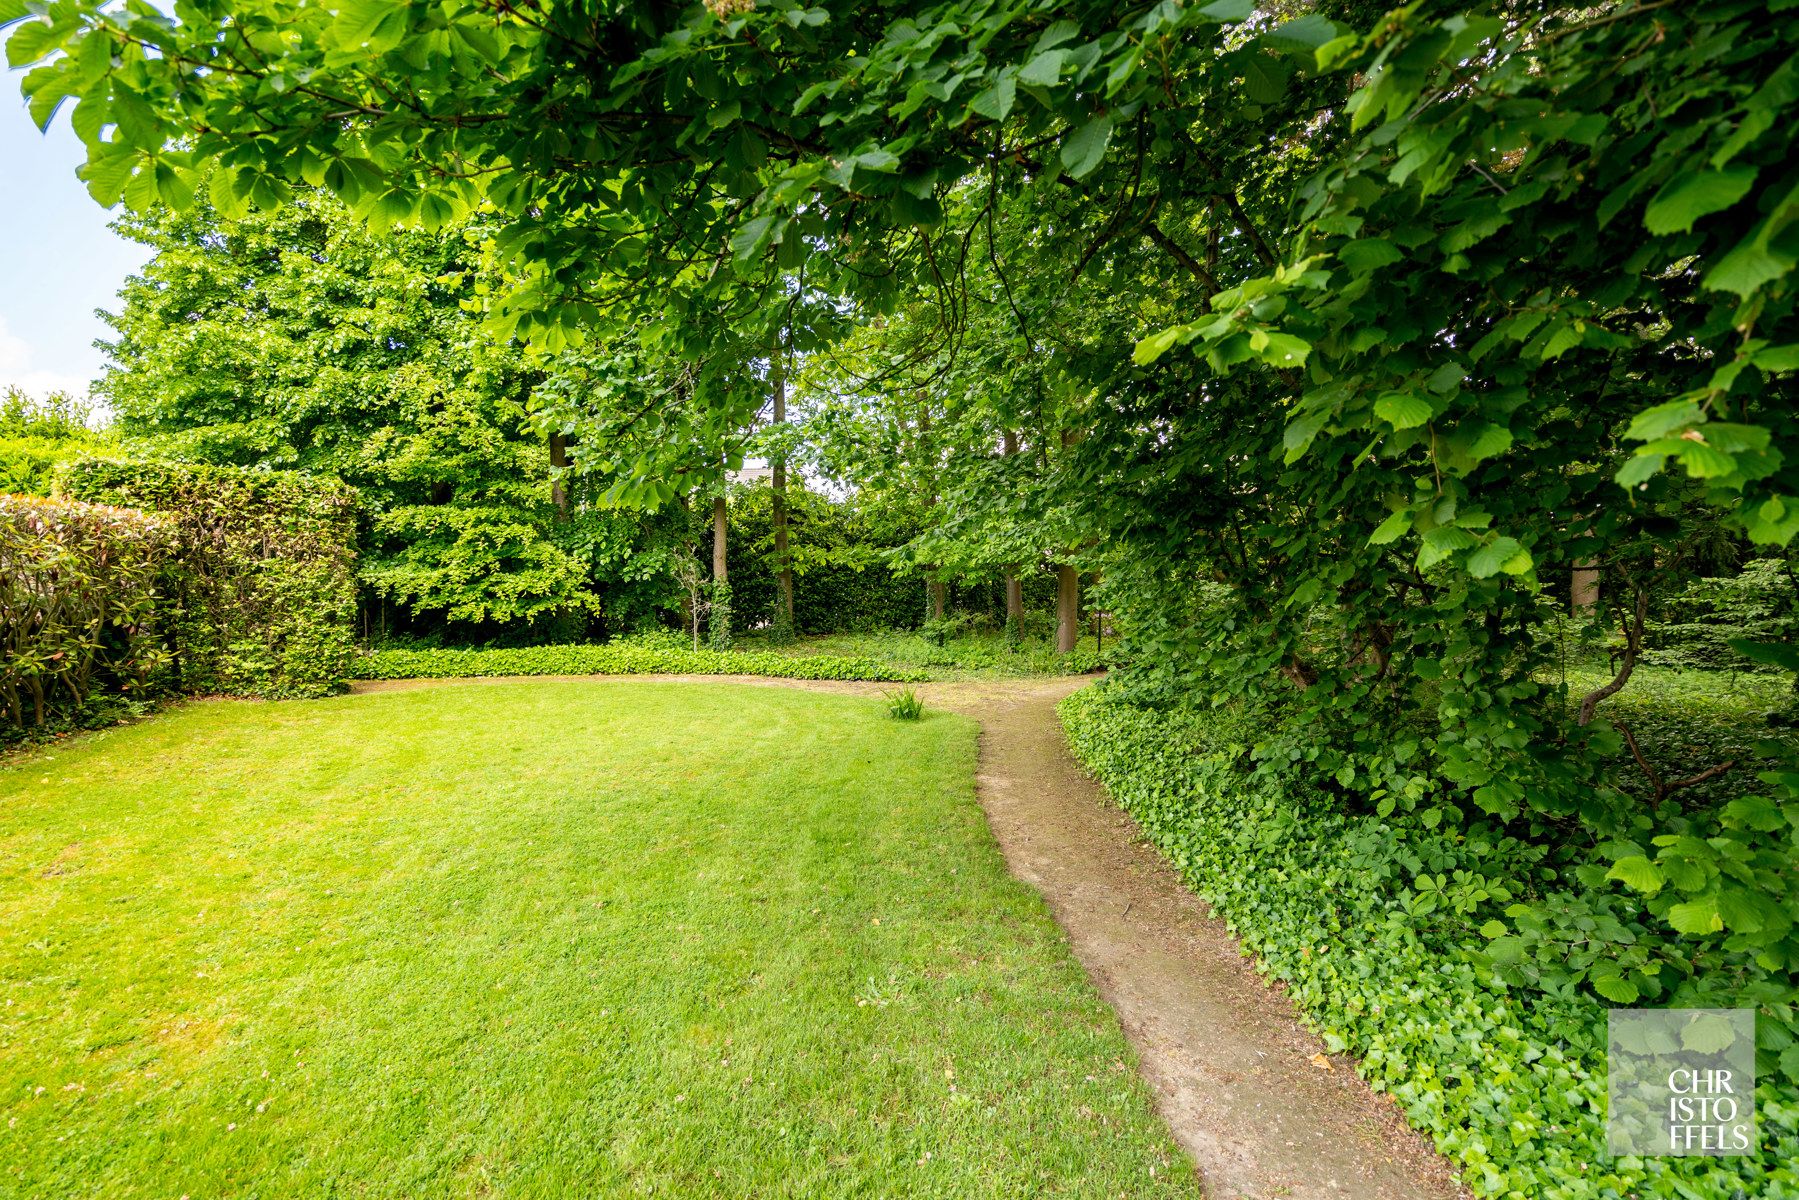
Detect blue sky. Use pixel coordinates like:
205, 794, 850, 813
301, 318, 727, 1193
0, 87, 155, 402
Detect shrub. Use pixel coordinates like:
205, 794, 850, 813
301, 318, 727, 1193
1060, 682, 1796, 1200
62, 460, 358, 698
353, 643, 928, 683
0, 494, 168, 733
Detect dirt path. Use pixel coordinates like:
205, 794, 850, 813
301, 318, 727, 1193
923, 676, 1466, 1200
354, 673, 1467, 1198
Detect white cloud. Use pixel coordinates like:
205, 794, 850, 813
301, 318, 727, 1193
0, 316, 93, 401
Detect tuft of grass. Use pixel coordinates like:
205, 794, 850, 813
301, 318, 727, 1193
883, 685, 925, 720
0, 680, 1190, 1198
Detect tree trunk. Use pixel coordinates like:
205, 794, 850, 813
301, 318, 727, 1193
917, 398, 946, 625
770, 345, 794, 632
1571, 559, 1599, 614
1054, 563, 1079, 653
712, 495, 728, 584
1001, 429, 1024, 633
548, 432, 570, 520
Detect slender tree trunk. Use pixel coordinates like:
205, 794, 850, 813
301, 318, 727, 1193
770, 345, 794, 633
712, 496, 728, 584
1571, 559, 1600, 614
548, 432, 570, 520
1053, 426, 1082, 652
1055, 563, 1080, 653
1001, 428, 1024, 634
917, 397, 946, 625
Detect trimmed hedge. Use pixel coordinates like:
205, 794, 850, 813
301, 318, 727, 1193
63, 460, 358, 699
1059, 682, 1796, 1200
1, 494, 168, 733
352, 644, 929, 683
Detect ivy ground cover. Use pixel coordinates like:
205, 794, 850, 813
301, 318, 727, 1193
0, 681, 1189, 1197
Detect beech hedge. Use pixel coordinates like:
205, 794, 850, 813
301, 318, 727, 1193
1059, 683, 1796, 1200
0, 494, 168, 733
353, 644, 929, 684
63, 460, 358, 699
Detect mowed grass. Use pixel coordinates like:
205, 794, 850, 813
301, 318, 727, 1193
0, 680, 1192, 1198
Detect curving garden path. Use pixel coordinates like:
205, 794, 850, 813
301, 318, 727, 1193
357, 672, 1467, 1199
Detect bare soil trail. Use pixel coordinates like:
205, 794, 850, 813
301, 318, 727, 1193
354, 673, 1467, 1199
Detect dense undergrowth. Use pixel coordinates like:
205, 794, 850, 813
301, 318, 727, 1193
1061, 668, 1797, 1199
353, 641, 928, 684
743, 629, 1111, 678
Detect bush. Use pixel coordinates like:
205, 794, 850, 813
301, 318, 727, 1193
63, 460, 358, 698
1060, 682, 1796, 1200
1, 494, 168, 734
352, 643, 928, 683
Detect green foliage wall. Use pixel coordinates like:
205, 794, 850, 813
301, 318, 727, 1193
63, 460, 358, 699
0, 494, 167, 734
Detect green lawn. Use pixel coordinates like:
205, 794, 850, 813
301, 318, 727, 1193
0, 680, 1190, 1197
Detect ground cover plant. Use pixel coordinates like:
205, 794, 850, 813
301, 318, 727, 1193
352, 640, 928, 684
0, 680, 1190, 1197
743, 630, 1110, 680
1063, 665, 1799, 1199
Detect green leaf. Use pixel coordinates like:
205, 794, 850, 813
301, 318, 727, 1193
1017, 49, 1066, 88
1605, 855, 1665, 895
1465, 423, 1513, 463
1478, 919, 1507, 939
1591, 973, 1640, 1004
1282, 409, 1329, 462
1265, 14, 1339, 51
729, 214, 776, 260
1374, 392, 1432, 430
1643, 167, 1758, 235
1254, 331, 1310, 367
1417, 525, 1476, 569
1679, 1014, 1740, 1054
1466, 536, 1526, 579
3, 14, 59, 67
1705, 232, 1795, 298
1199, 0, 1255, 20
1059, 115, 1114, 179
969, 75, 1016, 121
1367, 509, 1411, 546
1133, 323, 1189, 365
1667, 899, 1724, 936
153, 160, 194, 210
1614, 453, 1667, 488
109, 82, 164, 151
1752, 343, 1799, 372
1625, 400, 1701, 441
1338, 238, 1402, 273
